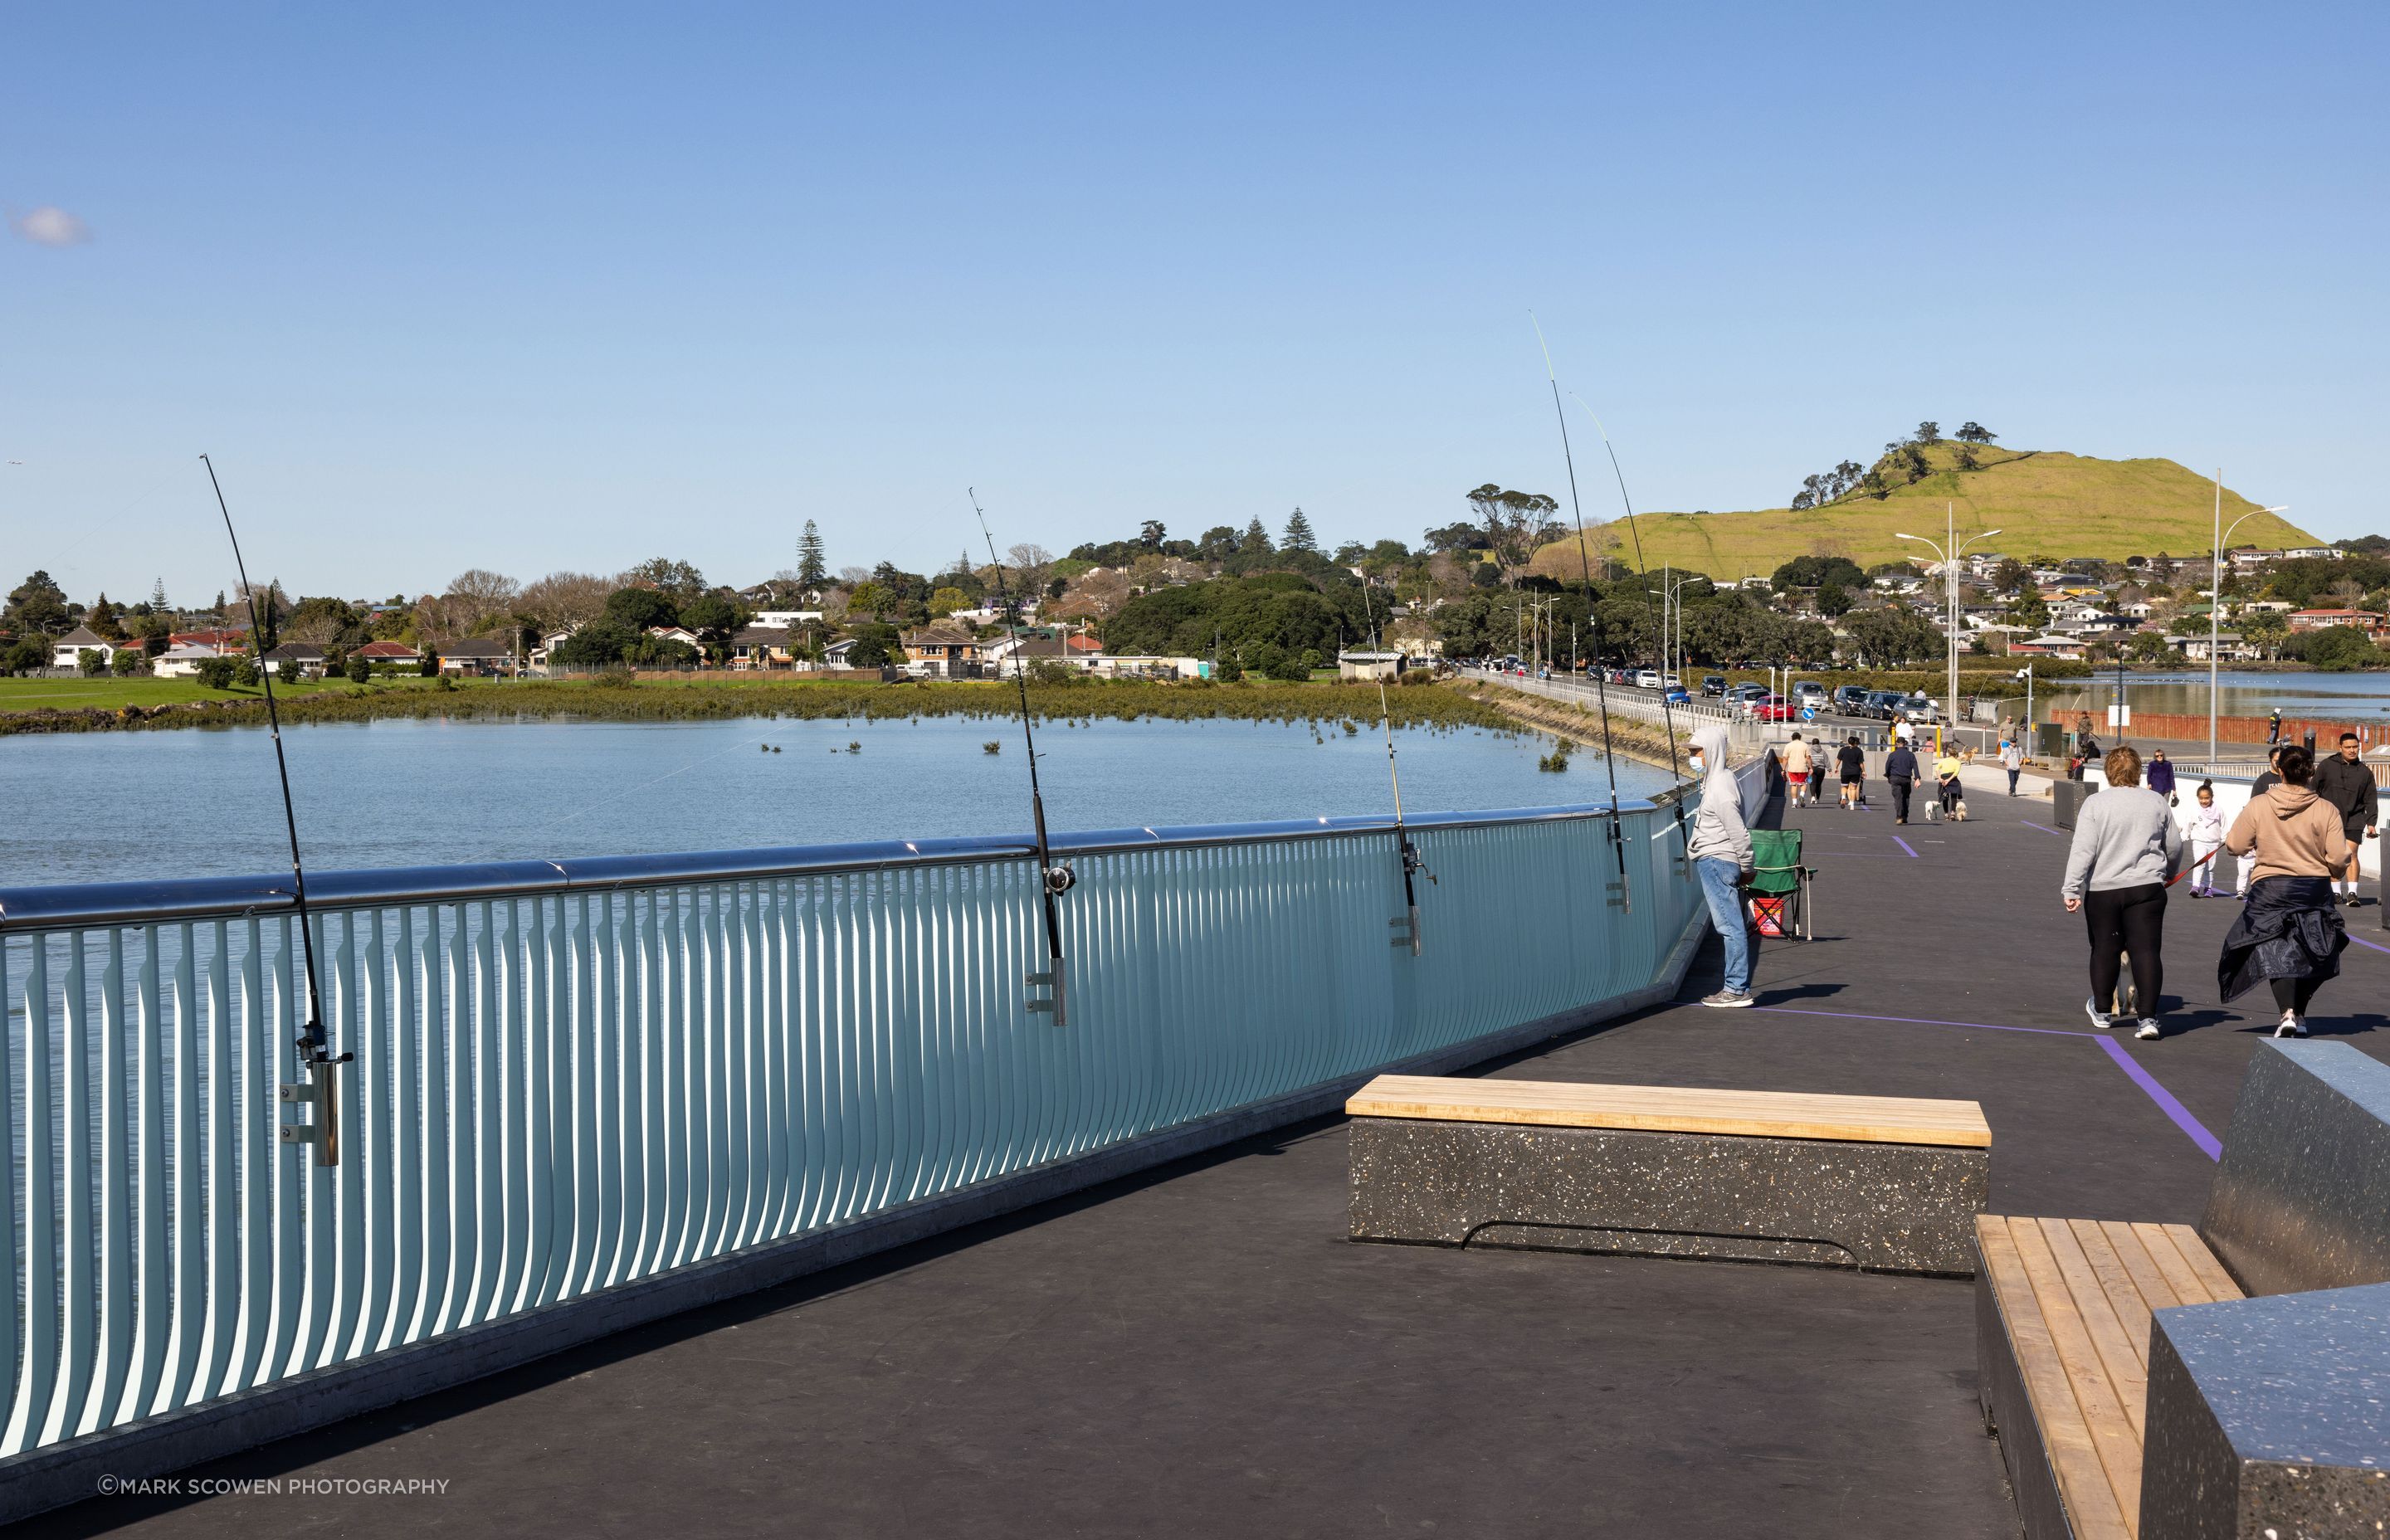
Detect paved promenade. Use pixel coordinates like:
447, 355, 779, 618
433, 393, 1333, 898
32, 788, 2390, 1539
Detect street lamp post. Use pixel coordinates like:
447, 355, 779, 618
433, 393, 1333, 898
1660, 575, 1698, 685
2208, 470, 2290, 763
1896, 505, 2002, 739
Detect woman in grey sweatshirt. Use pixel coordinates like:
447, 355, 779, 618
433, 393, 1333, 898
2060, 745, 2185, 1037
1685, 724, 1756, 1007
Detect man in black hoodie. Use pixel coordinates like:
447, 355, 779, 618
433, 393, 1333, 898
2314, 731, 2380, 907
1884, 738, 1919, 824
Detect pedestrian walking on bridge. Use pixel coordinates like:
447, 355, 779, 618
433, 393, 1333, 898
1836, 734, 1865, 811
2314, 730, 2379, 908
2061, 746, 2184, 1040
2219, 745, 2352, 1037
2000, 734, 2023, 797
1884, 737, 1919, 824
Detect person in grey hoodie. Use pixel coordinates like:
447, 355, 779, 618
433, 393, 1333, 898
1685, 723, 1756, 1007
2060, 745, 2185, 1039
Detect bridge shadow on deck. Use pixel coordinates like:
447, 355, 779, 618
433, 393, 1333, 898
36, 786, 2390, 1539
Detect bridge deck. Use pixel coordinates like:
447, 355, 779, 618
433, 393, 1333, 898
35, 786, 2390, 1539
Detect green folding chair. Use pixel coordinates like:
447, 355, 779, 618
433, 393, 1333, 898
1746, 827, 1814, 940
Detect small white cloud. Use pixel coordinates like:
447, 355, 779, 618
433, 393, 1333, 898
11, 206, 93, 247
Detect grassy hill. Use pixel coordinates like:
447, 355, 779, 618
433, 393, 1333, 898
1528, 445, 2316, 582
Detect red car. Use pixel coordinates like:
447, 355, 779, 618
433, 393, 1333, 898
1745, 693, 1797, 723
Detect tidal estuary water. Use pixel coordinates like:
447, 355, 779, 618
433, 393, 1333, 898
0, 714, 1671, 889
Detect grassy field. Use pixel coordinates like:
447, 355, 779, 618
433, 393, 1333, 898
1529, 446, 2317, 582
0, 675, 481, 711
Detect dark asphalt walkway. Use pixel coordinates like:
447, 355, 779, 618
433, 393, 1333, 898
32, 787, 2390, 1539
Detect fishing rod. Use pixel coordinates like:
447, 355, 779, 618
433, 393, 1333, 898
1530, 314, 1632, 914
202, 455, 350, 1167
1355, 579, 1436, 953
1571, 391, 1693, 856
972, 489, 1076, 1024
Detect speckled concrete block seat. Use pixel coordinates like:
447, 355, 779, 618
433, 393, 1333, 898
1977, 1042, 2390, 1540
1344, 1075, 1992, 1277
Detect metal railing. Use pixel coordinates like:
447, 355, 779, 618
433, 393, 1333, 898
0, 802, 1697, 1458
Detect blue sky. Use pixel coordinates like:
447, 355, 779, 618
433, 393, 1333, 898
3, 2, 2383, 605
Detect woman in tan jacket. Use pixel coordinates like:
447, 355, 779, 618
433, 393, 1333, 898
2217, 746, 2353, 1036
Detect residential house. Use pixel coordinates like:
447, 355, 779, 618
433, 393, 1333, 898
992, 635, 1105, 676
645, 625, 705, 653
261, 642, 327, 678
168, 628, 248, 652
900, 622, 983, 677
2287, 609, 2386, 636
729, 626, 799, 670
152, 643, 222, 679
354, 640, 423, 670
2173, 633, 2260, 663
2283, 547, 2342, 561
1090, 655, 1207, 680
439, 636, 517, 675
529, 628, 576, 670
50, 626, 122, 670
821, 637, 860, 669
750, 609, 823, 629
2008, 635, 2089, 660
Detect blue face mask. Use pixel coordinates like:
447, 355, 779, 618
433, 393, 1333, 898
1688, 751, 1706, 775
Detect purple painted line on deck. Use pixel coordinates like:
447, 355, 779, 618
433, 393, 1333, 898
2347, 933, 2390, 957
2019, 821, 2065, 836
1752, 1006, 2095, 1038
1890, 836, 1920, 859
2097, 1036, 2223, 1161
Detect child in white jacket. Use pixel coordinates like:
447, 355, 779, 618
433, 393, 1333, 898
2185, 781, 2227, 897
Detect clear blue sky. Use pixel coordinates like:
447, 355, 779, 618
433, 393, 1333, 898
4, 2, 2383, 606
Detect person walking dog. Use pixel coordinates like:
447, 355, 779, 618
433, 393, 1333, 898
2313, 730, 2379, 908
2061, 746, 2184, 1040
1685, 724, 1756, 1008
1935, 742, 1964, 819
2219, 745, 2353, 1037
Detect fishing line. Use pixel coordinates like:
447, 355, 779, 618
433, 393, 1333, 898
972, 489, 1075, 1025
1572, 390, 1692, 850
202, 453, 351, 1166
1530, 314, 1632, 914
1354, 577, 1436, 952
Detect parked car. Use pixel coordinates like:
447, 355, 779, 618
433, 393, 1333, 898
1724, 683, 1769, 706
1663, 685, 1692, 705
1700, 675, 1727, 696
1630, 670, 1662, 690
1833, 684, 1874, 714
1898, 694, 1943, 724
1864, 690, 1908, 719
1750, 694, 1799, 723
1791, 680, 1828, 704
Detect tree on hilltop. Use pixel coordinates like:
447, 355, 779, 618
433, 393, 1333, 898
1915, 422, 1942, 446
1281, 507, 1318, 554
1955, 422, 1997, 445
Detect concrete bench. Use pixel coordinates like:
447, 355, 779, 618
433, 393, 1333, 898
1978, 1041, 2390, 1540
1344, 1074, 1990, 1276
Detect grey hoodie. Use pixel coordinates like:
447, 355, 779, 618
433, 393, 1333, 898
1684, 724, 1752, 870
2060, 782, 2185, 900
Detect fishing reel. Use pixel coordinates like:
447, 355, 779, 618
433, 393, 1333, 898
1401, 840, 1436, 886
1043, 861, 1076, 897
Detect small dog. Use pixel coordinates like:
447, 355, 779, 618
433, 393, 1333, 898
1951, 799, 1971, 822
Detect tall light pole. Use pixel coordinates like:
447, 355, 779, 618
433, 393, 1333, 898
2209, 471, 2290, 763
1660, 575, 1699, 684
1897, 506, 2002, 735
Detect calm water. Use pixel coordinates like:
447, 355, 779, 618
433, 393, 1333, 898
0, 714, 1668, 889
2042, 670, 2390, 720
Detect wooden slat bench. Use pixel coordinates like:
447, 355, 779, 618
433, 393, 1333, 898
1346, 1075, 1990, 1275
1974, 1216, 2245, 1540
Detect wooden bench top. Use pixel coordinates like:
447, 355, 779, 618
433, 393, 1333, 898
1976, 1215, 2245, 1540
1344, 1075, 1991, 1148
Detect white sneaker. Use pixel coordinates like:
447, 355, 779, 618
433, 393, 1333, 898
2274, 1012, 2309, 1039
2085, 997, 2115, 1030
2135, 1019, 2160, 1040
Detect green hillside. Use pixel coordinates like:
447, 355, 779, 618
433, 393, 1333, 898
1529, 446, 2316, 582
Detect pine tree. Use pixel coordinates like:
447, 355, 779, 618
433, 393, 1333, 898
1282, 506, 1317, 553
797, 521, 827, 587
149, 578, 169, 612
1242, 517, 1274, 554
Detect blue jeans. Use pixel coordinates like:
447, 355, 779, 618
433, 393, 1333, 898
1697, 856, 1753, 995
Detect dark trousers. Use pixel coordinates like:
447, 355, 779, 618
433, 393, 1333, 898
2007, 768, 2021, 795
1939, 778, 1961, 813
1888, 778, 1912, 821
2271, 977, 2323, 1015
2085, 883, 2166, 1015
